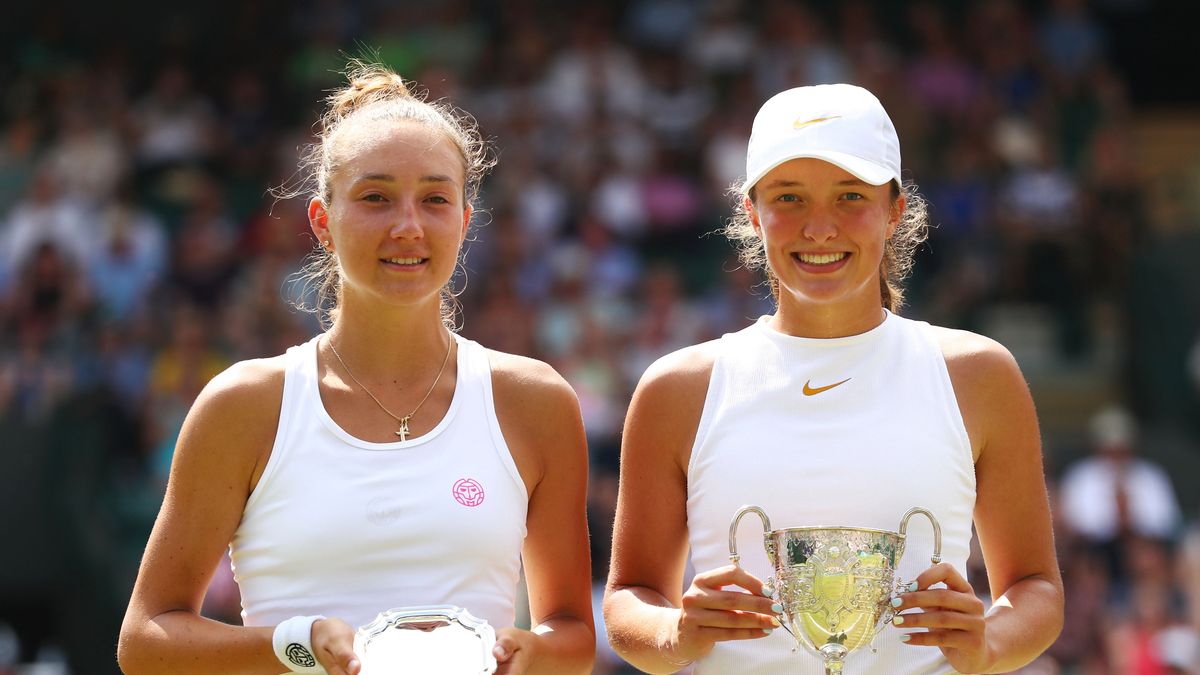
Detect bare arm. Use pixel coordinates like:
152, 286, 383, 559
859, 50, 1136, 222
603, 345, 778, 674
910, 329, 1064, 673
491, 352, 596, 675
117, 358, 360, 675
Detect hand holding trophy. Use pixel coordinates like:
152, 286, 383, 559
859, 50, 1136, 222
355, 606, 498, 674
728, 506, 943, 675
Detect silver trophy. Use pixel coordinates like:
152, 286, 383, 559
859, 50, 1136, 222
354, 605, 498, 674
729, 506, 942, 675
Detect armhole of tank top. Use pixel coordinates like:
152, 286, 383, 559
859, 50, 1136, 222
921, 323, 975, 474
474, 340, 530, 503
243, 341, 305, 510
685, 344, 726, 486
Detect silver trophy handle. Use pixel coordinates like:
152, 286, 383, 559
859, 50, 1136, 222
898, 507, 942, 565
728, 505, 773, 565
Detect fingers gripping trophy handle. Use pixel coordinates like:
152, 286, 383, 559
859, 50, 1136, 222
728, 505, 773, 566
898, 507, 943, 565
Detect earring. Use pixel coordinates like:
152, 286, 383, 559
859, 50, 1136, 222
321, 240, 332, 249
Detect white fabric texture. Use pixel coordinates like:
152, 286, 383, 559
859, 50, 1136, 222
687, 312, 975, 674
231, 334, 528, 631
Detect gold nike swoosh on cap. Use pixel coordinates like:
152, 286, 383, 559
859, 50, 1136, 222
792, 115, 842, 130
802, 377, 851, 396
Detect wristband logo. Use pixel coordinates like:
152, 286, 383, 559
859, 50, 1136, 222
285, 643, 316, 668
452, 478, 485, 507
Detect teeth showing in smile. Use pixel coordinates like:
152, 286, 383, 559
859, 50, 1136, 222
385, 257, 424, 265
796, 252, 847, 265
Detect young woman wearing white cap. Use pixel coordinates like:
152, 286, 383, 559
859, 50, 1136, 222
118, 63, 595, 675
604, 84, 1063, 673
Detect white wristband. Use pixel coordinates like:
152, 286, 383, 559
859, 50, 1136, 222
272, 615, 327, 673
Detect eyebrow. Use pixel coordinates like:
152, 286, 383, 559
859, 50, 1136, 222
355, 173, 458, 185
760, 178, 871, 189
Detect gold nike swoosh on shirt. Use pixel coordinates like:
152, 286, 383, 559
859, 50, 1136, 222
793, 115, 842, 130
802, 378, 852, 396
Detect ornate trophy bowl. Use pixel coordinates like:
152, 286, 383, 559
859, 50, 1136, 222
729, 506, 942, 675
354, 605, 497, 674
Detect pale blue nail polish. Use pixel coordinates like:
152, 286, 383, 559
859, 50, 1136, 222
891, 597, 902, 608
761, 588, 772, 597
893, 615, 905, 626
771, 603, 783, 613
906, 581, 919, 592
763, 628, 774, 635
900, 634, 911, 643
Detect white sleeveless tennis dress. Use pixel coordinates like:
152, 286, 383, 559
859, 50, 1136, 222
230, 334, 528, 630
688, 312, 975, 674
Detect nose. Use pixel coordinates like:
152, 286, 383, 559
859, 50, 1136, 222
389, 199, 424, 239
802, 206, 838, 243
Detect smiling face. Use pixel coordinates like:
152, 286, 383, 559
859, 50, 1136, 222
309, 118, 471, 314
748, 157, 903, 324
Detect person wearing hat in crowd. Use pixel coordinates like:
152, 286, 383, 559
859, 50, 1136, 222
603, 84, 1063, 673
117, 63, 595, 675
1058, 405, 1183, 577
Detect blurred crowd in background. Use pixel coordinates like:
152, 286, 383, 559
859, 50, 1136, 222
1, 0, 1198, 673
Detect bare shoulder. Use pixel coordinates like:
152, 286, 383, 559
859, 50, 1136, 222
633, 339, 721, 404
622, 340, 722, 471
929, 326, 1034, 461
929, 325, 1025, 385
191, 354, 288, 424
487, 349, 579, 412
486, 349, 587, 491
175, 354, 289, 488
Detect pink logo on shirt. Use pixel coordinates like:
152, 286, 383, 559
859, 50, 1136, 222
452, 478, 485, 507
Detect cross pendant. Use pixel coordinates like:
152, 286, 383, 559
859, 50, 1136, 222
396, 415, 412, 441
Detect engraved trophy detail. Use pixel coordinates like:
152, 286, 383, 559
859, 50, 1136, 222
729, 506, 942, 675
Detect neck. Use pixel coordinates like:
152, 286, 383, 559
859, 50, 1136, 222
769, 295, 887, 339
326, 294, 452, 381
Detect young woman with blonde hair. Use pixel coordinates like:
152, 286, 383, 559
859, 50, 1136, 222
119, 63, 595, 675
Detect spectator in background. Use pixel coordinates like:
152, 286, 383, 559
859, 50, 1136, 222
88, 181, 168, 323
42, 104, 128, 205
144, 302, 229, 483
1037, 0, 1107, 82
1, 165, 93, 284
0, 243, 90, 422
1059, 405, 1183, 577
131, 64, 217, 175
1047, 543, 1112, 672
1103, 536, 1193, 675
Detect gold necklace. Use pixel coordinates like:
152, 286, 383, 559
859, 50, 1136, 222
326, 333, 454, 441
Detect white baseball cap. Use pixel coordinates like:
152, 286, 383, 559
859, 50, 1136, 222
743, 83, 901, 193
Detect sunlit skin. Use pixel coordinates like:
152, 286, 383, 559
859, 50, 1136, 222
747, 157, 904, 338
309, 119, 472, 326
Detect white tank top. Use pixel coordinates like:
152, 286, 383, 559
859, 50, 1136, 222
687, 312, 975, 674
230, 334, 528, 630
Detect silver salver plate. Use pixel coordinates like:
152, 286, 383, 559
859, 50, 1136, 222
354, 605, 498, 674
